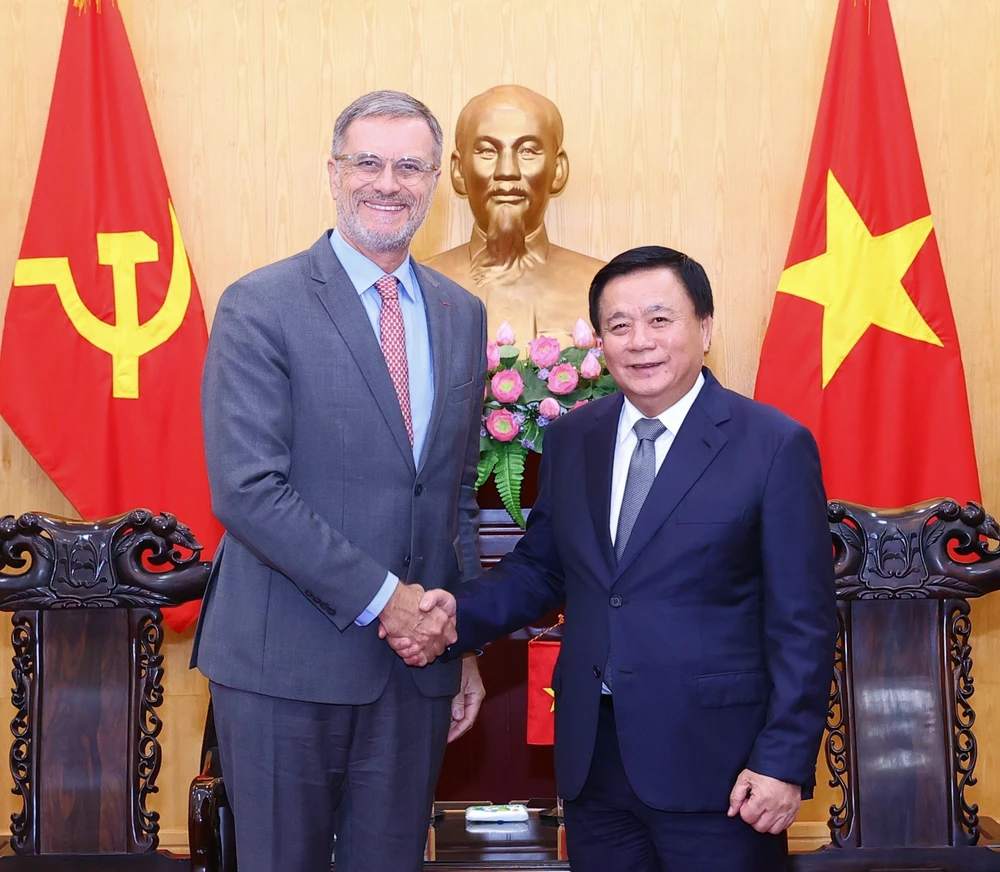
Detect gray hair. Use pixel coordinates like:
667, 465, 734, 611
332, 90, 443, 165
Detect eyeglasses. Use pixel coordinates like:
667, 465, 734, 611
333, 152, 440, 183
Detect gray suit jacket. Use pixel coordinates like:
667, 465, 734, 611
192, 232, 487, 703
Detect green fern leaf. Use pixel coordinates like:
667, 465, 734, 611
476, 448, 499, 490
494, 442, 527, 528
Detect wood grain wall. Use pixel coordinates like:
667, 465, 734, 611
1, 0, 998, 848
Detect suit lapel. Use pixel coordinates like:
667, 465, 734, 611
584, 395, 622, 577
308, 235, 415, 474
413, 261, 452, 476
614, 373, 730, 579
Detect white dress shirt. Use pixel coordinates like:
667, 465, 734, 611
609, 371, 706, 548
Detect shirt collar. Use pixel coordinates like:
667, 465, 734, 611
618, 371, 706, 447
330, 227, 417, 302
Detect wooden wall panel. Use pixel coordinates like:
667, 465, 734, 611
1, 0, 997, 843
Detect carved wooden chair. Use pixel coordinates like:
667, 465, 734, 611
0, 509, 210, 869
791, 498, 1000, 871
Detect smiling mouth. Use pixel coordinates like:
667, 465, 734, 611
490, 193, 528, 203
630, 362, 662, 371
364, 201, 407, 213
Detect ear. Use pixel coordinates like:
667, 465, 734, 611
450, 150, 468, 198
550, 149, 569, 196
327, 157, 341, 201
701, 315, 714, 354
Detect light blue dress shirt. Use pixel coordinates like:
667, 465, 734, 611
329, 228, 435, 626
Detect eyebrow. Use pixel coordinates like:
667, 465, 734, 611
473, 135, 546, 149
603, 303, 677, 322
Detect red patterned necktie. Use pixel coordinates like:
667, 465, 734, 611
374, 275, 413, 446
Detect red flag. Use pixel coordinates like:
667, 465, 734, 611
526, 640, 560, 745
754, 0, 980, 507
0, 0, 220, 630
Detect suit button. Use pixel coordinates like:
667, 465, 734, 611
403, 555, 411, 567
593, 666, 601, 678
414, 483, 424, 496
610, 595, 623, 608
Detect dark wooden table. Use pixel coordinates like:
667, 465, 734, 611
423, 807, 568, 870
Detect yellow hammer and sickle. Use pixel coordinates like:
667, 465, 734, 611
12, 201, 192, 399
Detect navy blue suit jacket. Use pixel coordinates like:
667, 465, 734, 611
453, 368, 837, 812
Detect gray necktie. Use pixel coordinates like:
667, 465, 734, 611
604, 416, 667, 691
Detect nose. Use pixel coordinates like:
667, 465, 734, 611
628, 321, 656, 350
494, 146, 520, 181
371, 161, 401, 195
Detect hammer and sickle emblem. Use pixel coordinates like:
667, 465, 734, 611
13, 201, 192, 399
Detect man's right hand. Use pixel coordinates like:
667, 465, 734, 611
378, 583, 456, 666
383, 588, 457, 666
727, 768, 802, 834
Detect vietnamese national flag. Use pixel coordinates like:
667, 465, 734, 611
0, 0, 221, 630
754, 0, 980, 507
527, 640, 560, 745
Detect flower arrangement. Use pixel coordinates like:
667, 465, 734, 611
478, 318, 618, 527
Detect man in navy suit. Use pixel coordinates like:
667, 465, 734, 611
393, 246, 837, 871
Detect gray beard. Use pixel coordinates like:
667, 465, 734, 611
338, 198, 426, 254
470, 207, 533, 285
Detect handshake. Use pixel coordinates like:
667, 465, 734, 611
377, 582, 458, 666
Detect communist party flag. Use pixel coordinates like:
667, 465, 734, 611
0, 0, 220, 631
527, 639, 560, 745
754, 0, 980, 507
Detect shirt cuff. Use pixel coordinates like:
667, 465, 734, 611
354, 572, 398, 626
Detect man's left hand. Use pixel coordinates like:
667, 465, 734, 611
727, 768, 801, 834
447, 654, 485, 743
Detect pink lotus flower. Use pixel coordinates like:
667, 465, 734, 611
571, 399, 589, 410
496, 321, 516, 346
485, 408, 520, 442
528, 335, 561, 368
547, 363, 579, 395
491, 369, 524, 403
538, 397, 561, 419
580, 353, 602, 379
486, 341, 501, 372
572, 318, 596, 348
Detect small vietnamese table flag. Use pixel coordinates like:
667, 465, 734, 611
754, 0, 980, 507
0, 0, 221, 630
527, 639, 560, 746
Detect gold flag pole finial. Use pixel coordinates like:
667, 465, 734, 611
73, 0, 117, 12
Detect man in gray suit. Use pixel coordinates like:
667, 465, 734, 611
193, 90, 488, 872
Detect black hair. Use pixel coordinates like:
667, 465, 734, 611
588, 245, 714, 332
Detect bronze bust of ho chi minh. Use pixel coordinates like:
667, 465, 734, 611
425, 85, 605, 346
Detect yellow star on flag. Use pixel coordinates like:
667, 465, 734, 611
543, 687, 555, 713
777, 170, 942, 387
